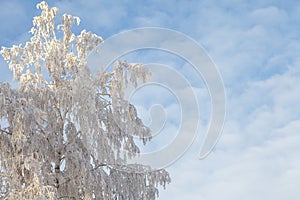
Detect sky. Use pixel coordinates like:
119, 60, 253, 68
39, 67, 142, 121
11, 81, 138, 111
1, 0, 300, 199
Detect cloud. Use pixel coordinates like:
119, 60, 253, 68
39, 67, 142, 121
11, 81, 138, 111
158, 56, 300, 199
250, 6, 288, 26
159, 117, 300, 200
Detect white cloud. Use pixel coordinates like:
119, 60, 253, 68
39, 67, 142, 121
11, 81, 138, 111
159, 118, 300, 199
250, 6, 288, 25
159, 61, 300, 199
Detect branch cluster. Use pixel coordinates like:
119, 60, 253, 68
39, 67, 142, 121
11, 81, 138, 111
0, 1, 170, 200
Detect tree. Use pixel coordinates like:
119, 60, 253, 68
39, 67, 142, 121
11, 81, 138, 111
0, 1, 170, 199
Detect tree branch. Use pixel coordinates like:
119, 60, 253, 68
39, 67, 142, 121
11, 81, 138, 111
0, 128, 12, 135
58, 195, 76, 199
92, 163, 108, 171
0, 172, 9, 177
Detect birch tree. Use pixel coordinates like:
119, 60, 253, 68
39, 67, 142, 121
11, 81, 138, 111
0, 1, 170, 199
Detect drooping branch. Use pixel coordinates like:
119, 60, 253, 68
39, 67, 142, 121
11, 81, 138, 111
0, 128, 12, 136
0, 173, 9, 177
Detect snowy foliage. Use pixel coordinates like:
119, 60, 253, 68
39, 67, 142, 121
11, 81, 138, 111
0, 1, 170, 199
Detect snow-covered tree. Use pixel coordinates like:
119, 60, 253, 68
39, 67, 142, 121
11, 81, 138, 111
0, 1, 170, 199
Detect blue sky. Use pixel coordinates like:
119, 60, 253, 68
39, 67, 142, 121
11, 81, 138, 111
1, 0, 300, 199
